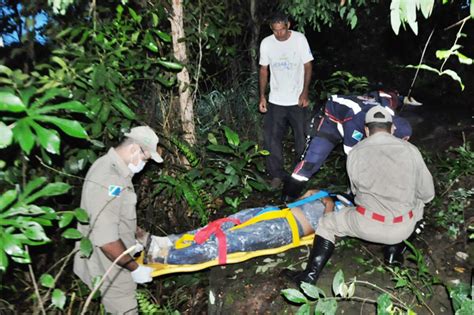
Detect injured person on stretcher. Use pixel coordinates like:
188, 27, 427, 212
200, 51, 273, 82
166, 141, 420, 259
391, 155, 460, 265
137, 190, 348, 265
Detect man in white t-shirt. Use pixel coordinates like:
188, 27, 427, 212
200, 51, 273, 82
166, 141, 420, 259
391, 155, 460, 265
259, 12, 314, 189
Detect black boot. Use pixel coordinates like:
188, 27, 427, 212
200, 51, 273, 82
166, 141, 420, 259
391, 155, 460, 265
383, 220, 426, 266
383, 242, 405, 266
283, 236, 335, 286
281, 177, 306, 202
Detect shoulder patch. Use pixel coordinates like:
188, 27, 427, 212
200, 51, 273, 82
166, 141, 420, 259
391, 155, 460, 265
108, 185, 123, 197
351, 130, 363, 142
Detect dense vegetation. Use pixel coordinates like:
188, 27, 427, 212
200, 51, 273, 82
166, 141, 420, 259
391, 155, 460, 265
0, 0, 472, 313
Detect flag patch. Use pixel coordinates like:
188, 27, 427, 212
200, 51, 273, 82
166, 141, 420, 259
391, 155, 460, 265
352, 130, 363, 142
108, 185, 122, 197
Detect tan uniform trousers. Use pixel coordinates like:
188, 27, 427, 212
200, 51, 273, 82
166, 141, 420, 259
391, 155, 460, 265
316, 207, 417, 245
100, 269, 137, 315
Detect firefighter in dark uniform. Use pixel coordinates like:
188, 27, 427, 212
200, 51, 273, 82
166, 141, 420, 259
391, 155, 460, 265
283, 91, 415, 200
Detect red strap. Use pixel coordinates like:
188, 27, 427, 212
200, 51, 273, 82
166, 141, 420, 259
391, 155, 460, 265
194, 217, 241, 264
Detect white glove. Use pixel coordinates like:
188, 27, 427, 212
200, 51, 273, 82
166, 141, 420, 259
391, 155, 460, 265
133, 241, 144, 255
131, 265, 153, 284
403, 96, 423, 106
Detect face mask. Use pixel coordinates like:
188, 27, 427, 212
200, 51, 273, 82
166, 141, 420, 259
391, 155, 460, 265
128, 151, 147, 174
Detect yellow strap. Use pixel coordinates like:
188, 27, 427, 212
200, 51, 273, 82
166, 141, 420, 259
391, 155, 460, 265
230, 208, 300, 246
174, 208, 301, 249
175, 233, 195, 249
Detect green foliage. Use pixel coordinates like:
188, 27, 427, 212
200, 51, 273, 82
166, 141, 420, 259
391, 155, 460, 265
136, 289, 179, 315
430, 143, 473, 238
315, 70, 370, 101
447, 282, 474, 315
280, 0, 379, 32
390, 0, 434, 35
0, 177, 88, 271
45, 3, 179, 144
386, 242, 439, 304
0, 67, 89, 157
281, 269, 416, 314
156, 126, 269, 224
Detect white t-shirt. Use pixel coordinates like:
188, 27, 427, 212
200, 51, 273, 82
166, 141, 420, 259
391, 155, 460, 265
259, 31, 314, 106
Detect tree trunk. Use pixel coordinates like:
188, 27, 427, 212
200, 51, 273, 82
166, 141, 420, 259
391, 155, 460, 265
169, 0, 196, 145
249, 0, 260, 75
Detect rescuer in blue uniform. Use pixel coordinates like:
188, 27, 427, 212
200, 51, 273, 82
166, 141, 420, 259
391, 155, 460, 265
282, 91, 416, 200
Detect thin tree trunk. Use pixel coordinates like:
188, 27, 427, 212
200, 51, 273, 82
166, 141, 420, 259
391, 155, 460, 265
169, 0, 196, 145
249, 0, 260, 75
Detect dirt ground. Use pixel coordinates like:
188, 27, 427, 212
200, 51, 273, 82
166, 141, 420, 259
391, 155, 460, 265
160, 103, 473, 315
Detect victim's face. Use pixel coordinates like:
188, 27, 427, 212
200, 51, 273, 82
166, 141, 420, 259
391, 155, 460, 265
271, 22, 291, 41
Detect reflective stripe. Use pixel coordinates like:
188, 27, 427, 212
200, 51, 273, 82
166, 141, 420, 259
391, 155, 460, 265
291, 173, 309, 181
343, 144, 353, 155
332, 95, 362, 114
356, 206, 413, 224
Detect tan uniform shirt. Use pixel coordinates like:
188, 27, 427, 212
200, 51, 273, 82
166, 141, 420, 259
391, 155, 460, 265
73, 148, 137, 287
347, 132, 434, 222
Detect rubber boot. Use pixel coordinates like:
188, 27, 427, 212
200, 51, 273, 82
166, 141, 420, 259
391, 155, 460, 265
281, 177, 306, 202
383, 220, 425, 266
283, 236, 335, 286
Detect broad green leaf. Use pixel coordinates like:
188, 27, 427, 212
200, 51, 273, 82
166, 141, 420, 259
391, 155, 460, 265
456, 51, 473, 65
207, 133, 218, 145
0, 250, 8, 272
406, 64, 441, 74
35, 116, 88, 139
30, 121, 61, 154
0, 65, 13, 76
0, 122, 13, 148
156, 75, 174, 87
80, 237, 93, 258
281, 288, 306, 303
223, 126, 240, 147
0, 91, 26, 112
441, 69, 465, 90
51, 56, 68, 69
157, 60, 183, 71
207, 144, 234, 154
12, 120, 35, 154
0, 189, 17, 211
295, 303, 310, 315
390, 0, 401, 35
301, 282, 325, 299
21, 177, 47, 200
74, 208, 89, 223
23, 221, 50, 241
419, 0, 434, 19
151, 13, 159, 27
155, 30, 171, 42
315, 299, 338, 314
377, 293, 393, 315
146, 41, 159, 53
332, 270, 345, 296
30, 88, 71, 109
10, 250, 31, 264
61, 228, 82, 239
111, 99, 136, 120
471, 0, 474, 19
52, 289, 66, 310
24, 182, 70, 204
35, 100, 88, 114
39, 273, 55, 288
58, 213, 75, 228
436, 49, 452, 60
128, 7, 141, 23
2, 233, 24, 256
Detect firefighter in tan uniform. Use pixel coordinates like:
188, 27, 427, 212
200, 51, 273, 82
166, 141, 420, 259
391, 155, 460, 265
284, 105, 435, 285
74, 126, 163, 314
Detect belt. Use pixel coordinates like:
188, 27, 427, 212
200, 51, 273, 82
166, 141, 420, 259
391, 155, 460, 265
356, 206, 413, 223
